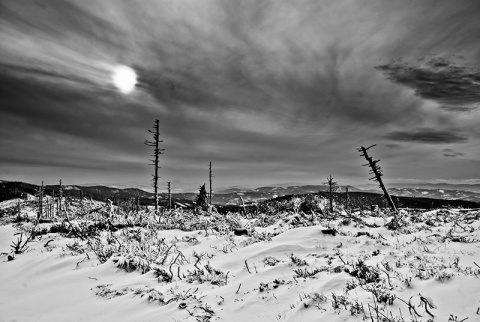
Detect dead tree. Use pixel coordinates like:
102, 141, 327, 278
324, 175, 337, 213
135, 191, 140, 213
345, 186, 349, 210
358, 145, 397, 212
36, 181, 44, 219
79, 189, 84, 206
46, 198, 50, 218
209, 161, 213, 206
16, 200, 21, 219
167, 181, 172, 210
195, 184, 208, 211
58, 179, 63, 216
145, 119, 164, 211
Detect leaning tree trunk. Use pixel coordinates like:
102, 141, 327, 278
358, 145, 397, 212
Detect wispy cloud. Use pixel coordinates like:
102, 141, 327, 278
384, 144, 401, 149
442, 149, 465, 158
0, 0, 479, 186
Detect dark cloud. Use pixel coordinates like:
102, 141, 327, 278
0, 67, 146, 151
384, 144, 401, 149
0, 0, 125, 50
384, 128, 469, 144
376, 58, 480, 111
442, 149, 465, 158
1, 0, 479, 187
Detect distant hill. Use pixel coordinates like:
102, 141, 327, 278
0, 181, 199, 207
385, 187, 480, 204
390, 182, 480, 193
320, 191, 480, 210
1, 180, 479, 209
358, 186, 480, 204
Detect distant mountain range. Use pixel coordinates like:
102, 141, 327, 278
391, 182, 480, 193
1, 180, 480, 207
357, 183, 480, 204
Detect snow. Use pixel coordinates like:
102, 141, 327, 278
0, 198, 23, 210
62, 185, 80, 190
1, 203, 480, 322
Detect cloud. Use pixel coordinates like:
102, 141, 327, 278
442, 149, 465, 158
384, 144, 401, 149
1, 0, 480, 186
376, 57, 480, 111
384, 128, 469, 144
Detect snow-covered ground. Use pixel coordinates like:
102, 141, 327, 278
1, 201, 480, 322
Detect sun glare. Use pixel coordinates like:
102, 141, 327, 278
112, 65, 137, 94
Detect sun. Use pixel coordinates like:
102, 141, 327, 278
112, 65, 137, 94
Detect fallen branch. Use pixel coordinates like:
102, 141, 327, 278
10, 217, 40, 254
245, 260, 251, 274
43, 239, 55, 247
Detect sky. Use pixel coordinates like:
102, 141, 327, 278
1, 0, 480, 191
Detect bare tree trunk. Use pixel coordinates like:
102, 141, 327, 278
358, 145, 397, 212
209, 161, 213, 206
345, 186, 349, 210
37, 181, 44, 219
167, 181, 171, 210
240, 196, 246, 215
324, 175, 337, 213
58, 179, 63, 216
145, 119, 164, 211
17, 200, 21, 219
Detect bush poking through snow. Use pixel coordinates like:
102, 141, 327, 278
361, 282, 396, 305
3, 198, 478, 321
347, 259, 380, 284
290, 253, 308, 266
9, 217, 40, 256
263, 256, 280, 266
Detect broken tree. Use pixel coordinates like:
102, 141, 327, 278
358, 145, 397, 212
324, 175, 337, 213
145, 119, 164, 211
36, 181, 44, 219
209, 161, 213, 206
